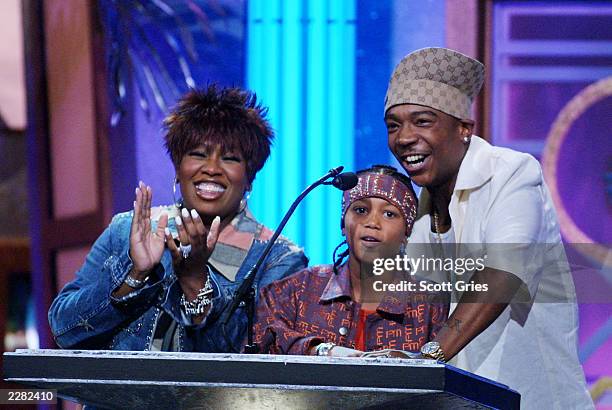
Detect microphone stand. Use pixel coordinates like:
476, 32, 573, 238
220, 166, 345, 353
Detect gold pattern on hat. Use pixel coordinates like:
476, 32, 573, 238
385, 47, 485, 119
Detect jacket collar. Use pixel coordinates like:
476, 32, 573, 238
318, 264, 408, 316
319, 264, 352, 302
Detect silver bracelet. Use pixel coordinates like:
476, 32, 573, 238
180, 275, 213, 316
124, 271, 149, 289
315, 342, 336, 356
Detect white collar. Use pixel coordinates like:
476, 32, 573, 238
454, 135, 494, 191
416, 135, 493, 217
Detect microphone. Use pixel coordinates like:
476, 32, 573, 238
329, 172, 358, 191
220, 166, 352, 353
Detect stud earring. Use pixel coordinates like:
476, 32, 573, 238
463, 136, 470, 143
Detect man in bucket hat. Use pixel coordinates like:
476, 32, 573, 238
384, 47, 592, 409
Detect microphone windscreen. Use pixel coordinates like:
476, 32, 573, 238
332, 172, 358, 191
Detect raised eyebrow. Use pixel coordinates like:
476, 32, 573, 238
384, 113, 400, 122
384, 110, 437, 122
383, 204, 401, 213
411, 110, 438, 119
351, 200, 369, 208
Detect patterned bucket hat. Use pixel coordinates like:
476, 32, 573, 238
384, 47, 485, 119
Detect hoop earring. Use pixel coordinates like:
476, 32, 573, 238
173, 176, 183, 209
238, 190, 251, 213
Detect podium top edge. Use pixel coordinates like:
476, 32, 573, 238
6, 349, 444, 368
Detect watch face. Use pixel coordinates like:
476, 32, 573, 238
422, 342, 440, 354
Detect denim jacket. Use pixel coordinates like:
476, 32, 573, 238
48, 208, 308, 352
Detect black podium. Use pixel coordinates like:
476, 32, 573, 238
3, 349, 519, 409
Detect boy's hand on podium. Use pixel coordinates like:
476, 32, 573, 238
329, 346, 363, 357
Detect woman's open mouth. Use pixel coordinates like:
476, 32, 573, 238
195, 181, 226, 200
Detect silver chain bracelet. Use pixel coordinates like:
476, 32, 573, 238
124, 270, 149, 289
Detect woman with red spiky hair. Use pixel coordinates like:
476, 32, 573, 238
49, 85, 307, 353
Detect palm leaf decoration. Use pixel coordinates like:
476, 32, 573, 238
98, 0, 234, 126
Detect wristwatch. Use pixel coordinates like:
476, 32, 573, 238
420, 341, 446, 362
315, 342, 336, 356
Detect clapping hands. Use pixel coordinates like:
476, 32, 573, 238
128, 181, 221, 280
165, 207, 220, 278
129, 182, 168, 276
